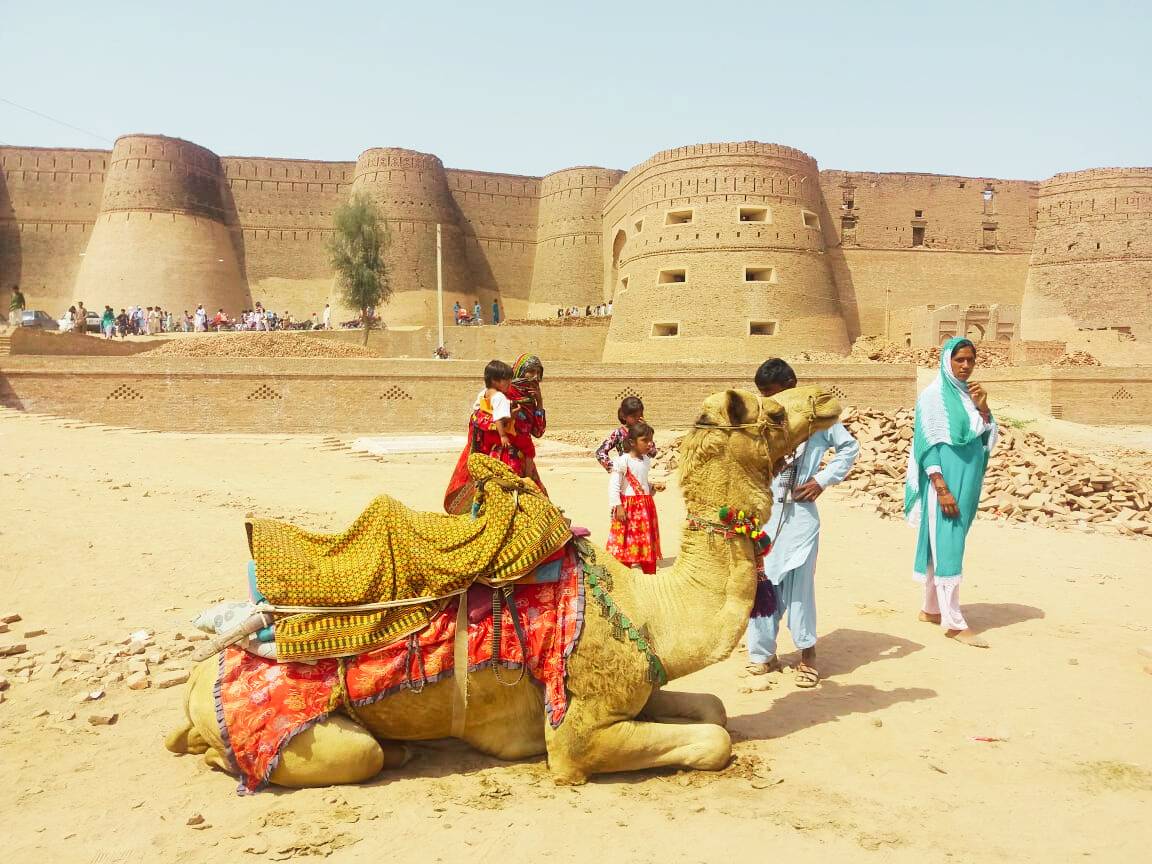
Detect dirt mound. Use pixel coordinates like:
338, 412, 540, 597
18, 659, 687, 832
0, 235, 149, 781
1054, 350, 1102, 367
142, 333, 374, 359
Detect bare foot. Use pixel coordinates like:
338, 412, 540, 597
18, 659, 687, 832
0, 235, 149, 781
946, 629, 989, 648
919, 611, 942, 624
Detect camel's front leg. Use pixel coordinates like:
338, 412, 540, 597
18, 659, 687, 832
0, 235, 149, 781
547, 711, 731, 785
641, 690, 727, 726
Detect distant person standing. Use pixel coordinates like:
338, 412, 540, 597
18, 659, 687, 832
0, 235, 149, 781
74, 301, 88, 335
9, 285, 25, 327
323, 303, 332, 330
473, 300, 482, 326
101, 305, 115, 339
453, 301, 462, 326
148, 305, 160, 335
491, 299, 501, 325
194, 304, 208, 332
115, 308, 130, 338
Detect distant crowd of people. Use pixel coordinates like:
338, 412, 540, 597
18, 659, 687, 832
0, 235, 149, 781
558, 302, 612, 319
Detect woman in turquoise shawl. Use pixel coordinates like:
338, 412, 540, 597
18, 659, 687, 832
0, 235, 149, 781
905, 337, 998, 647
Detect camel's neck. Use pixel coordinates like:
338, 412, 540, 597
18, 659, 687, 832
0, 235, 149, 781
627, 524, 759, 682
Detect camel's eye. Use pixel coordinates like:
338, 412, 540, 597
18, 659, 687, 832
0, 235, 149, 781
695, 413, 716, 427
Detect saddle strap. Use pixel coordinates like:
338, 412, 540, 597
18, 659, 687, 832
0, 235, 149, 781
450, 593, 469, 739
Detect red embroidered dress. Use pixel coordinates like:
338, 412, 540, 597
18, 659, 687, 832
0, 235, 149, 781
606, 456, 662, 575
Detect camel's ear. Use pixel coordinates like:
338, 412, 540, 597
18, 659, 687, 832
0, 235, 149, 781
759, 397, 786, 424
724, 390, 750, 426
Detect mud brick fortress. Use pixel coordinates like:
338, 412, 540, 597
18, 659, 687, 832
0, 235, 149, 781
1, 136, 1150, 432
3, 135, 1151, 359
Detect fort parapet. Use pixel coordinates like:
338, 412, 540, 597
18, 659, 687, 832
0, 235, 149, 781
3, 136, 1150, 355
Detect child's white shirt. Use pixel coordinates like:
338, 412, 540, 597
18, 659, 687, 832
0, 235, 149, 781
474, 388, 511, 421
609, 453, 652, 506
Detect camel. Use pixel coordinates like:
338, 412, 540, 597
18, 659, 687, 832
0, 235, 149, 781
166, 386, 840, 787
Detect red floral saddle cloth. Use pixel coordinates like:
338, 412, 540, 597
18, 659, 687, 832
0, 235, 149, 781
215, 545, 585, 793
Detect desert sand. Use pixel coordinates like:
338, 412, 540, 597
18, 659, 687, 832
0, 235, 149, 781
1, 408, 1150, 864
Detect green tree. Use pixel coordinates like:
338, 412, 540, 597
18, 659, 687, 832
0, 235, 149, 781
327, 193, 390, 344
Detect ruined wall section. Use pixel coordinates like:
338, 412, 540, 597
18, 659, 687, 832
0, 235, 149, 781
351, 148, 475, 326
0, 147, 108, 312
73, 135, 249, 314
221, 156, 352, 317
602, 141, 849, 361
819, 171, 1037, 339
445, 169, 540, 318
528, 167, 623, 317
1023, 168, 1152, 340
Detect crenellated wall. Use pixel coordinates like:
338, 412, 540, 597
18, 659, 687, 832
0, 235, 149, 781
0, 147, 107, 314
528, 167, 623, 317
3, 137, 1151, 361
601, 142, 848, 361
1023, 168, 1152, 340
446, 169, 540, 319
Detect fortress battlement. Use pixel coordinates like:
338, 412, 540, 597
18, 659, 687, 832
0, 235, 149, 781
3, 135, 1151, 353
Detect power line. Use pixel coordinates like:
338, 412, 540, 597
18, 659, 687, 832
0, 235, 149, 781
0, 95, 113, 145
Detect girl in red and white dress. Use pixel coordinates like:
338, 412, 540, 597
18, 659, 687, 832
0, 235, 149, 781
606, 421, 664, 574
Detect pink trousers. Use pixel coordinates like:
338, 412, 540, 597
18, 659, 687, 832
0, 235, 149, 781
921, 566, 968, 631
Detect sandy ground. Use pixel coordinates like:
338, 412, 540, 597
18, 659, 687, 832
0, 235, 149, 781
1, 410, 1151, 864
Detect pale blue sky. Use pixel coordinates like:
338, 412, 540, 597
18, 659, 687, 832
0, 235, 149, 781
1, 0, 1148, 180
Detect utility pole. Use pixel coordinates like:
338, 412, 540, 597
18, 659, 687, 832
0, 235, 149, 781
435, 223, 444, 349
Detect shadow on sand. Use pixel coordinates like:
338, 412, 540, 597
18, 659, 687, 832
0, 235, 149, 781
964, 602, 1045, 635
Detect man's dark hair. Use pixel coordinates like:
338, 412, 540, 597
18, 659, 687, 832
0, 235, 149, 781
484, 359, 513, 387
617, 396, 645, 424
754, 358, 797, 392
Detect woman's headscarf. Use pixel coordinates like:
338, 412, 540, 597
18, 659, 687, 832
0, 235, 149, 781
903, 337, 998, 521
512, 353, 543, 382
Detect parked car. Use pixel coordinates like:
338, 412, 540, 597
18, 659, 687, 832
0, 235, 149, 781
20, 310, 59, 330
84, 311, 102, 333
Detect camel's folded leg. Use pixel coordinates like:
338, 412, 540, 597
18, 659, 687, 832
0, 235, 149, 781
165, 658, 405, 788
546, 713, 731, 785
641, 690, 727, 726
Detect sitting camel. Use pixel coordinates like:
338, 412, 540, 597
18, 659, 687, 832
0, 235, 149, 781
167, 386, 840, 787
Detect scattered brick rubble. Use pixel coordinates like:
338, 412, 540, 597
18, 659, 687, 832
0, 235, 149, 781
143, 332, 374, 359
654, 408, 1151, 538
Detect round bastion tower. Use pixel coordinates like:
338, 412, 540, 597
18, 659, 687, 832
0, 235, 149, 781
601, 142, 849, 362
350, 148, 472, 327
1022, 168, 1152, 341
73, 135, 248, 314
528, 166, 625, 318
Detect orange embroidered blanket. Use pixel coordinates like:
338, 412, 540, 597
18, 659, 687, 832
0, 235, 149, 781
215, 546, 584, 793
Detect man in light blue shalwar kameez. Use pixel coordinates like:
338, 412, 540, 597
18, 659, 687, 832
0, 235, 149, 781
746, 359, 859, 687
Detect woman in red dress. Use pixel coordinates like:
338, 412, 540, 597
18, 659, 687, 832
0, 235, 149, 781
444, 353, 549, 514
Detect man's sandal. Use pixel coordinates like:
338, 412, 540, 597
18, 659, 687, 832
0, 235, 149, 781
795, 664, 820, 688
745, 656, 782, 676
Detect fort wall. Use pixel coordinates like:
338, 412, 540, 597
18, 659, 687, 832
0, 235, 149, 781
0, 147, 107, 312
528, 167, 623, 317
1022, 168, 1152, 340
602, 142, 849, 361
446, 169, 540, 319
221, 156, 352, 317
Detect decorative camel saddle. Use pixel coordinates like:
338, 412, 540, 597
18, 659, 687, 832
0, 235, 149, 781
235, 454, 571, 662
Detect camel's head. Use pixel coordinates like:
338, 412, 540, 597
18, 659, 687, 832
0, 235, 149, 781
678, 386, 841, 523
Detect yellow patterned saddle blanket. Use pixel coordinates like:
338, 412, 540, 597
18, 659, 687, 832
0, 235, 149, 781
247, 454, 571, 662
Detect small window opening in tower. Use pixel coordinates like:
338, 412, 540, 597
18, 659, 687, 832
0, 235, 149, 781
912, 226, 926, 247
658, 268, 687, 284
634, 218, 643, 233
801, 210, 819, 229
914, 209, 924, 218
619, 276, 629, 293
739, 206, 770, 223
983, 227, 997, 250
665, 209, 693, 226
651, 322, 679, 337
959, 181, 966, 189
841, 216, 857, 231
748, 321, 777, 336
982, 185, 995, 214
745, 266, 776, 283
